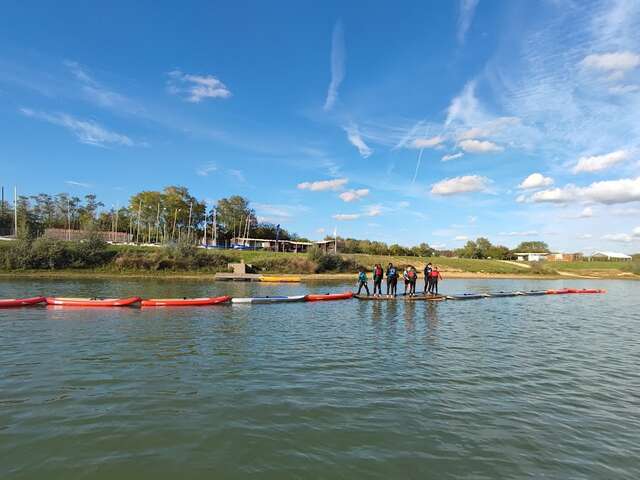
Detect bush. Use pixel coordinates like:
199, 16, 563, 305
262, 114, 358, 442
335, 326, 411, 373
251, 256, 317, 274
113, 244, 234, 271
307, 247, 359, 273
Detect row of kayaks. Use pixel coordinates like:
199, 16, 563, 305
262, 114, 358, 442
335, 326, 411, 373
0, 288, 605, 308
0, 292, 355, 308
446, 288, 606, 300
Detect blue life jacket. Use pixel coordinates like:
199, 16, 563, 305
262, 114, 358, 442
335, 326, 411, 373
388, 267, 397, 278
358, 271, 367, 282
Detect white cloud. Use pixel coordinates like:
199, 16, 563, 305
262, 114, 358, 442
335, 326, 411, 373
609, 84, 640, 94
339, 188, 369, 202
529, 176, 640, 204
298, 178, 348, 191
579, 207, 594, 218
633, 226, 640, 237
581, 51, 640, 73
65, 180, 91, 188
333, 213, 360, 221
516, 194, 527, 203
227, 169, 245, 183
446, 80, 481, 126
454, 235, 468, 241
572, 149, 629, 173
411, 136, 443, 149
602, 233, 632, 243
323, 20, 345, 111
457, 0, 479, 44
499, 230, 539, 237
519, 173, 554, 189
20, 108, 136, 147
197, 162, 217, 176
344, 124, 373, 158
64, 60, 136, 112
442, 152, 464, 162
253, 204, 308, 221
431, 175, 491, 195
459, 139, 503, 153
167, 70, 231, 103
456, 117, 520, 140
365, 204, 382, 217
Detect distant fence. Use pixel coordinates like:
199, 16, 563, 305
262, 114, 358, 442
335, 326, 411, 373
44, 228, 132, 243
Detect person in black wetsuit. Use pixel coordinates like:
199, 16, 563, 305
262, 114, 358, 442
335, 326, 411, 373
423, 262, 433, 294
386, 263, 398, 297
372, 263, 384, 297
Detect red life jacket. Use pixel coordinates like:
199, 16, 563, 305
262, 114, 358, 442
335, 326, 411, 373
408, 270, 416, 280
375, 266, 383, 277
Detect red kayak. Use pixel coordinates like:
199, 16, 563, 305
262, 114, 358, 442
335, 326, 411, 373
546, 289, 571, 294
141, 296, 231, 307
45, 297, 141, 307
0, 296, 46, 308
566, 288, 606, 294
305, 292, 354, 302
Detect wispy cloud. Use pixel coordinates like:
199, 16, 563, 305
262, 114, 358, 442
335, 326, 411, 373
411, 136, 444, 149
298, 178, 348, 191
167, 69, 231, 103
197, 162, 218, 176
344, 124, 373, 157
65, 180, 92, 188
457, 0, 480, 44
228, 169, 246, 183
431, 175, 491, 195
323, 19, 345, 111
442, 152, 464, 161
333, 213, 360, 221
498, 230, 539, 237
20, 108, 139, 147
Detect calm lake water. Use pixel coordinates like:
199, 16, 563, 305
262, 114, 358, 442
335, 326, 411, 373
1, 278, 639, 479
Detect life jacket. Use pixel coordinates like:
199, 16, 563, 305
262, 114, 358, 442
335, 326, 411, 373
374, 266, 383, 277
388, 267, 397, 278
408, 270, 416, 280
358, 271, 367, 282
430, 270, 439, 278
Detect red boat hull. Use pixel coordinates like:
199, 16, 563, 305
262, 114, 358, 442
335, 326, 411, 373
141, 296, 231, 307
45, 297, 141, 307
0, 296, 46, 308
305, 292, 354, 302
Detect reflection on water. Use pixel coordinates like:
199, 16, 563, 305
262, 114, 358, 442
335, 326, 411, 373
1, 277, 639, 479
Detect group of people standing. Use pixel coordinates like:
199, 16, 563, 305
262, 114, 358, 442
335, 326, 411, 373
356, 262, 443, 297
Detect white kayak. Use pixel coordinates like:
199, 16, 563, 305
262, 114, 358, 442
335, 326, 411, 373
231, 295, 307, 304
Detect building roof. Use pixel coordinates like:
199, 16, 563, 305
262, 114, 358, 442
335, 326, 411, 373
514, 252, 549, 255
591, 251, 632, 259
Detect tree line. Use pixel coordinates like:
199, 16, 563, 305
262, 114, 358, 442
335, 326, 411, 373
0, 186, 301, 244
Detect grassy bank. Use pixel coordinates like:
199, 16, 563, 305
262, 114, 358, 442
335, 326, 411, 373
1, 240, 638, 280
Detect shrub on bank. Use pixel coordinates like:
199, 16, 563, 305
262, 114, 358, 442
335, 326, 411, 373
0, 236, 115, 270
113, 244, 234, 271
307, 247, 359, 273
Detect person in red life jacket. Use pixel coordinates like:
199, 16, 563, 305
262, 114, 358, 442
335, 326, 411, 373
386, 263, 398, 297
407, 266, 418, 296
423, 262, 433, 294
372, 263, 384, 297
429, 266, 443, 295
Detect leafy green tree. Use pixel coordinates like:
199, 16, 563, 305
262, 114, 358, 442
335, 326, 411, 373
215, 196, 256, 241
514, 241, 550, 253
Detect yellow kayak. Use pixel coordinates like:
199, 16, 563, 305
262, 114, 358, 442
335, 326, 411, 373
259, 276, 302, 283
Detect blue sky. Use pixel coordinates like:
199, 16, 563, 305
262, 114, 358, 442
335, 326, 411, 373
1, 0, 639, 252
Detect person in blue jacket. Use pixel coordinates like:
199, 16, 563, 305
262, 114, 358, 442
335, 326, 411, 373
356, 267, 370, 296
386, 263, 398, 297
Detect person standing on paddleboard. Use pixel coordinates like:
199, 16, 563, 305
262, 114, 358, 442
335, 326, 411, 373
423, 262, 433, 294
372, 264, 384, 297
407, 266, 418, 296
386, 263, 398, 297
356, 267, 370, 296
429, 266, 443, 295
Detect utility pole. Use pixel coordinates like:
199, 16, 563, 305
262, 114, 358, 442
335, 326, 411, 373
14, 186, 18, 237
203, 205, 208, 247
213, 207, 217, 247
136, 201, 142, 244
187, 202, 193, 243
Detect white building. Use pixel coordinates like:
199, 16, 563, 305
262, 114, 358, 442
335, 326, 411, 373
515, 252, 549, 262
589, 251, 632, 261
